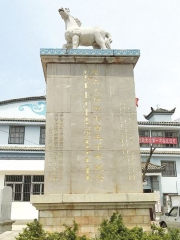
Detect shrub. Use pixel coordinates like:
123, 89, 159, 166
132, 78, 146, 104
96, 213, 143, 240
15, 219, 46, 240
16, 213, 180, 240
96, 213, 180, 240
16, 219, 89, 240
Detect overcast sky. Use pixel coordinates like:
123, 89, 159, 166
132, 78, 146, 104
0, 0, 180, 120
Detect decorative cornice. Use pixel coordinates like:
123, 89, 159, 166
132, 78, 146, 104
0, 156, 44, 160
0, 118, 45, 122
138, 121, 180, 126
40, 50, 140, 81
1, 118, 179, 126
1, 146, 179, 155
0, 146, 45, 152
40, 49, 140, 56
0, 96, 46, 106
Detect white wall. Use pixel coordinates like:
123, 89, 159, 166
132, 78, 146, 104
141, 154, 180, 206
0, 100, 46, 119
24, 126, 41, 145
0, 125, 45, 146
11, 202, 38, 220
0, 168, 43, 220
0, 125, 9, 144
0, 160, 44, 171
0, 173, 5, 189
149, 115, 172, 122
161, 177, 178, 193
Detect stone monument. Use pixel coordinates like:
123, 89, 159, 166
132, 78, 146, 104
0, 186, 15, 233
31, 8, 157, 238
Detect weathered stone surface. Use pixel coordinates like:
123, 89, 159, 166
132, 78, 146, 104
0, 187, 12, 220
0, 187, 14, 234
31, 53, 157, 236
31, 192, 158, 204
37, 204, 152, 237
44, 59, 143, 194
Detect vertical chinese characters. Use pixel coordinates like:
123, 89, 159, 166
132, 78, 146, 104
46, 113, 64, 182
120, 103, 135, 181
83, 70, 104, 181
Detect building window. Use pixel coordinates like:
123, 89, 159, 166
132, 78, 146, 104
39, 127, 45, 145
8, 126, 25, 144
139, 130, 150, 147
161, 161, 176, 177
169, 207, 178, 217
4, 175, 44, 201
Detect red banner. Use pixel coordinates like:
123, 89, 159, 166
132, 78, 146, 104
139, 137, 177, 145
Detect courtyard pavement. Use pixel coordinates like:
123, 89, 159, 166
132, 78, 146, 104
0, 230, 22, 240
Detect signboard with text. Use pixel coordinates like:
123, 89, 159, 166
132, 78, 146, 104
139, 137, 177, 145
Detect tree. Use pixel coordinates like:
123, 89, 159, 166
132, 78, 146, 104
142, 145, 156, 182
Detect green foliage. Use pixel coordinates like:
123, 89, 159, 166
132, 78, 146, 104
45, 221, 89, 240
16, 213, 180, 240
96, 213, 143, 240
168, 228, 180, 240
96, 213, 180, 240
15, 219, 46, 240
142, 224, 180, 240
16, 219, 89, 240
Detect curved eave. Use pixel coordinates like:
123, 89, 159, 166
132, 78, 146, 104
0, 118, 46, 124
0, 146, 45, 152
141, 162, 165, 173
0, 96, 46, 106
141, 150, 180, 155
2, 119, 180, 126
138, 121, 180, 127
144, 108, 176, 120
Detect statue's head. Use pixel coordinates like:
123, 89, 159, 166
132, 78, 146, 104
58, 8, 70, 19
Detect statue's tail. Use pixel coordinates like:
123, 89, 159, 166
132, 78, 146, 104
105, 32, 112, 49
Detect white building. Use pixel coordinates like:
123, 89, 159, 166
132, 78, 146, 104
0, 96, 45, 220
0, 96, 179, 220
139, 107, 180, 213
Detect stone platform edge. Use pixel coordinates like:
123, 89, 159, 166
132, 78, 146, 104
40, 49, 140, 56
31, 193, 158, 204
40, 49, 140, 81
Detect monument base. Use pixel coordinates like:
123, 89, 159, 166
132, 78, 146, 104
31, 193, 157, 238
0, 220, 15, 234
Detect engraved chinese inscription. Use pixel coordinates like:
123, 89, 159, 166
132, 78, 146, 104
46, 113, 64, 181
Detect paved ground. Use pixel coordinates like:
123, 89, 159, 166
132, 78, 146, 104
0, 230, 22, 240
0, 222, 27, 240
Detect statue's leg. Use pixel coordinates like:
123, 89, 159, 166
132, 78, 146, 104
66, 42, 72, 49
72, 35, 79, 49
62, 43, 68, 49
94, 32, 106, 49
93, 44, 101, 49
62, 42, 72, 49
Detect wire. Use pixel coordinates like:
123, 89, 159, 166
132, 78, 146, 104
0, 128, 43, 146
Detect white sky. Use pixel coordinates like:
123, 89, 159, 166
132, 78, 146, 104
0, 0, 180, 120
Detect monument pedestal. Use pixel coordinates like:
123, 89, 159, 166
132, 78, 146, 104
31, 49, 157, 237
31, 193, 157, 237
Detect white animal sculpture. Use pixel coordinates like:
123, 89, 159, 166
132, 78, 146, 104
59, 8, 112, 49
